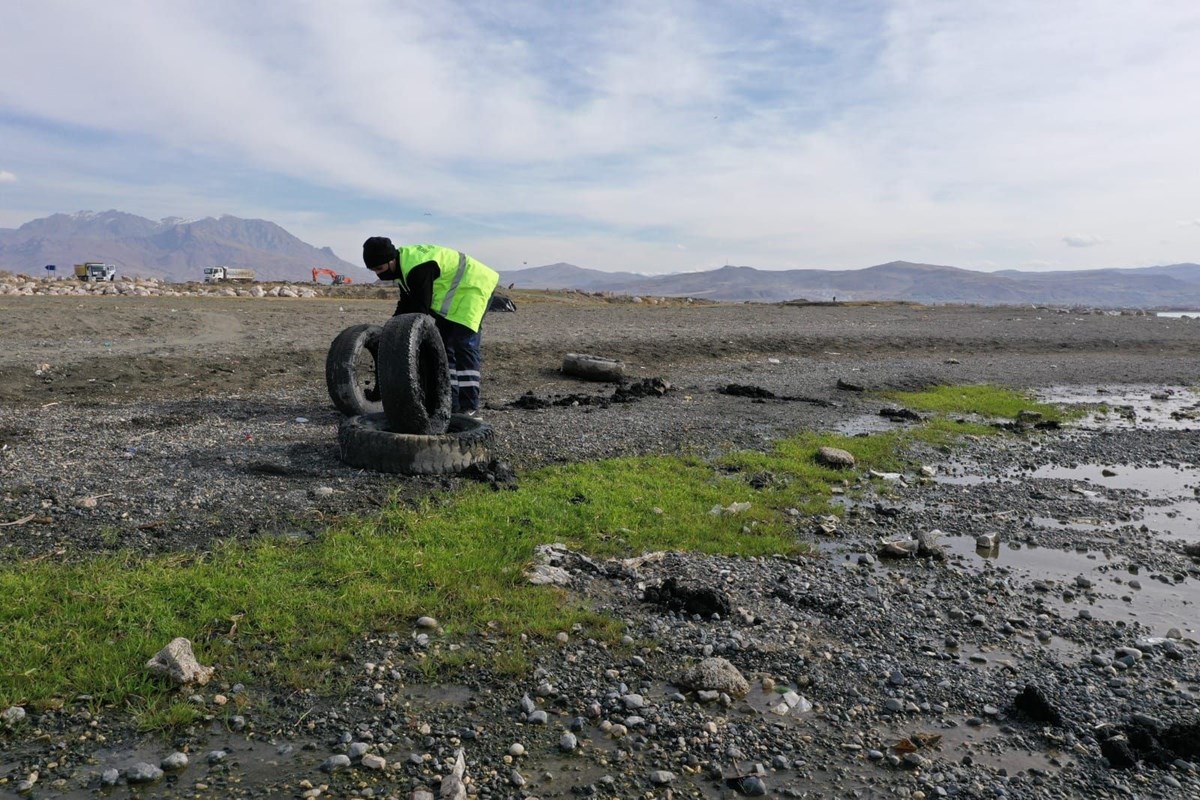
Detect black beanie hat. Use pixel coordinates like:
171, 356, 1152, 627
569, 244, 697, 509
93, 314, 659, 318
363, 236, 398, 268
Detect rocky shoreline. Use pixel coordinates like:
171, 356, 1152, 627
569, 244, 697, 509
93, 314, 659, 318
3, 406, 1199, 799
1, 296, 1198, 798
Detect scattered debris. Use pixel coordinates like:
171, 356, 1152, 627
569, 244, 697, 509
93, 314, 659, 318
1012, 685, 1064, 726
710, 501, 751, 515
814, 515, 839, 535
509, 377, 673, 411
878, 537, 919, 558
720, 384, 836, 406
644, 577, 732, 618
880, 406, 921, 421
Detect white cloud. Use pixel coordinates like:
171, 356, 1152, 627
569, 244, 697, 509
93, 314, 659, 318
2, 1, 1200, 272
0, 170, 15, 183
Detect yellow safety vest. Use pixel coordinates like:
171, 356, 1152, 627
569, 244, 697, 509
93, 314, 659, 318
396, 245, 499, 332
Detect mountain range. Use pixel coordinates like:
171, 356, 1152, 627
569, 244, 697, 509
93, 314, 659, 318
499, 261, 1200, 308
0, 210, 363, 283
1, 210, 1196, 307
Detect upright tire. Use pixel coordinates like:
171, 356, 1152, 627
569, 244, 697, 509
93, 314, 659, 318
338, 413, 493, 475
377, 313, 452, 435
325, 324, 383, 416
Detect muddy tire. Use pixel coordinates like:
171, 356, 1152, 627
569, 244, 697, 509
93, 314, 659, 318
562, 353, 625, 382
325, 324, 383, 416
377, 313, 452, 435
338, 413, 493, 475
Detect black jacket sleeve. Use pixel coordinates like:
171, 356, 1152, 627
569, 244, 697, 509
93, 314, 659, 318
392, 261, 439, 316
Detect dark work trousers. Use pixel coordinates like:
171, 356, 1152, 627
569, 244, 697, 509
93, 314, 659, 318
435, 316, 484, 413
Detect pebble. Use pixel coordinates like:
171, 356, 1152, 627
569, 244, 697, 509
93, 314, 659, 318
126, 763, 163, 784
321, 754, 351, 772
361, 754, 386, 770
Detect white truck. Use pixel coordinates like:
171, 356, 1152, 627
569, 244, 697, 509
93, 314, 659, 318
204, 266, 256, 283
74, 262, 117, 282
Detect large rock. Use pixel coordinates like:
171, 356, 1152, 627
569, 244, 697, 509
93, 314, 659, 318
676, 657, 750, 698
816, 446, 855, 468
145, 637, 214, 686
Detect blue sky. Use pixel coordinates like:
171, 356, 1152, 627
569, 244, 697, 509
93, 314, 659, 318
2, 0, 1199, 275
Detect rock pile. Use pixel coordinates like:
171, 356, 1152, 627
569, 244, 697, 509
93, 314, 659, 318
0, 276, 321, 298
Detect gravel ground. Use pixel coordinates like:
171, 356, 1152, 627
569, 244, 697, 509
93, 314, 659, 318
1, 291, 1199, 798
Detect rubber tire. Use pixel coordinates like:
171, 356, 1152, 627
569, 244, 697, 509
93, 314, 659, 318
377, 313, 453, 435
338, 412, 493, 475
562, 353, 625, 382
325, 324, 383, 417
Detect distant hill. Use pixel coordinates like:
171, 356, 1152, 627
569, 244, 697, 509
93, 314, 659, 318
0, 210, 365, 283
500, 260, 1200, 308
5, 210, 1195, 307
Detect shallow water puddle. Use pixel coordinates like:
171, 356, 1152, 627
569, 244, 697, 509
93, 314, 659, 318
833, 414, 904, 436
1020, 463, 1200, 500
1138, 498, 1200, 542
870, 716, 1073, 775
0, 685, 485, 799
1028, 515, 1106, 533
17, 727, 317, 799
922, 386, 1200, 635
1036, 385, 1200, 430
942, 536, 1196, 636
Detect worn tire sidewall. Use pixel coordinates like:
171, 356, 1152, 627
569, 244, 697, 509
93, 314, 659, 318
338, 412, 493, 474
325, 323, 384, 416
377, 314, 453, 435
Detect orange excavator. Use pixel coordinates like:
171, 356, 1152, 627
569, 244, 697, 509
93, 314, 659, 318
312, 268, 352, 285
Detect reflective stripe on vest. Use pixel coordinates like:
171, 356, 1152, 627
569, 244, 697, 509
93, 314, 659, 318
438, 251, 468, 317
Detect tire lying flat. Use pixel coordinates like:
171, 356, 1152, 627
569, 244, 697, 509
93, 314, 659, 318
325, 324, 384, 416
338, 413, 493, 475
561, 352, 625, 382
377, 313, 453, 435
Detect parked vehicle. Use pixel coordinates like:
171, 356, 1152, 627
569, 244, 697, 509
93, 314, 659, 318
204, 266, 256, 283
74, 262, 116, 282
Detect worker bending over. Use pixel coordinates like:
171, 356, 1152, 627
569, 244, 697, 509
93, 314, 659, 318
362, 237, 499, 416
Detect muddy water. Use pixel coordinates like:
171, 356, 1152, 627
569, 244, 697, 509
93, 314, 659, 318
0, 727, 316, 798
831, 386, 1199, 643
0, 685, 481, 799
941, 536, 1196, 636
1037, 384, 1200, 431
933, 386, 1200, 637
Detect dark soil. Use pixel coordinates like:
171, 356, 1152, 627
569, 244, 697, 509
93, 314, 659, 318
1, 291, 1198, 798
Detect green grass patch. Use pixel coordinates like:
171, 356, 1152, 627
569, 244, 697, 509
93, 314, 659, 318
0, 383, 1061, 720
882, 384, 1069, 423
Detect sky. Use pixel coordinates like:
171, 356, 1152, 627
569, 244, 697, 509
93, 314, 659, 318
2, 0, 1199, 276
